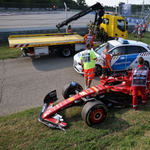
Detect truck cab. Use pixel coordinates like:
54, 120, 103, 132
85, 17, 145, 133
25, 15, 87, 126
100, 14, 128, 40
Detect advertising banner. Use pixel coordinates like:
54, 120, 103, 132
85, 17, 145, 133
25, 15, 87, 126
122, 4, 131, 16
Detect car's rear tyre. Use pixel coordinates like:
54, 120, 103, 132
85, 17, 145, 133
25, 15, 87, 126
81, 100, 108, 126
60, 46, 72, 57
95, 65, 102, 76
62, 82, 83, 99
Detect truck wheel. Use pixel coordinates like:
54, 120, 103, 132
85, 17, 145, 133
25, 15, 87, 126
95, 65, 102, 76
60, 46, 72, 57
81, 100, 108, 126
62, 82, 83, 99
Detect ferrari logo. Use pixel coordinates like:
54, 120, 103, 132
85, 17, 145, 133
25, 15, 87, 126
107, 88, 110, 92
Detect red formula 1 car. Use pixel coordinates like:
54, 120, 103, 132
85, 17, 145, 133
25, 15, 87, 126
38, 73, 150, 132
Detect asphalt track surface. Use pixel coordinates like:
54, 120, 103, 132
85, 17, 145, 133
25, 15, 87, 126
0, 11, 97, 116
0, 54, 101, 116
0, 10, 95, 28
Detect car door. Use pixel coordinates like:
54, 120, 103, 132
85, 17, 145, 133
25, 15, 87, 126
109, 46, 126, 71
125, 46, 140, 69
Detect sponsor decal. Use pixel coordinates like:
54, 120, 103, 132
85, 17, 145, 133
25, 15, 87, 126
85, 90, 90, 93
79, 91, 87, 96
91, 86, 99, 93
87, 88, 94, 92
115, 61, 131, 65
98, 91, 105, 94
68, 97, 75, 101
91, 94, 96, 97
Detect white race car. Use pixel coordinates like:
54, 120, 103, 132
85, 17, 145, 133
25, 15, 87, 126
73, 38, 150, 76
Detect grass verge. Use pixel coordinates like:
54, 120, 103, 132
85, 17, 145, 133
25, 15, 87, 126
0, 42, 22, 60
128, 32, 150, 44
0, 101, 150, 150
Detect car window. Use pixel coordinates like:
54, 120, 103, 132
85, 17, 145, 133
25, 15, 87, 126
103, 18, 109, 25
125, 46, 140, 54
117, 20, 126, 31
109, 46, 125, 55
94, 43, 114, 55
139, 47, 148, 53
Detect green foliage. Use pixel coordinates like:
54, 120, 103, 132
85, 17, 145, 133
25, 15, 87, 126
0, 42, 23, 59
76, 0, 86, 6
1, 0, 77, 4
0, 0, 80, 10
131, 4, 150, 13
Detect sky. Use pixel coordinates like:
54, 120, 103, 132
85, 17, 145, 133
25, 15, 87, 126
85, 0, 150, 7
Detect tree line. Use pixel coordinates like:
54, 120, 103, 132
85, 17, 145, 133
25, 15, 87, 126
0, 0, 150, 13
0, 0, 87, 10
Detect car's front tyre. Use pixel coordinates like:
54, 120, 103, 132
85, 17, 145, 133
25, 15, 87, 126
81, 100, 108, 126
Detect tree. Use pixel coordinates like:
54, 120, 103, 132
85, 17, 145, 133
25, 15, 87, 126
76, 0, 86, 6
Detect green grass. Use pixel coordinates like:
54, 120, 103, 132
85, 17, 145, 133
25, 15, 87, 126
0, 101, 150, 150
128, 32, 150, 45
0, 42, 22, 60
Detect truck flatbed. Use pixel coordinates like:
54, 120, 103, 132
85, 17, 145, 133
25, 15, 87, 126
8, 32, 85, 48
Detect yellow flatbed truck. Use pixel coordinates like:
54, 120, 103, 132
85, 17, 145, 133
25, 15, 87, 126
8, 32, 85, 57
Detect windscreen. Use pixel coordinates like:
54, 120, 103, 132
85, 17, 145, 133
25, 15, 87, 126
117, 20, 126, 31
94, 43, 114, 55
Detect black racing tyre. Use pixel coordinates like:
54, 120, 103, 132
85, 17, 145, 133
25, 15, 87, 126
144, 61, 149, 68
81, 100, 108, 126
62, 82, 83, 99
60, 46, 72, 57
95, 65, 102, 76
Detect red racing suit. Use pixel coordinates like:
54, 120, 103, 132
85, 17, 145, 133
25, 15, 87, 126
131, 65, 150, 109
